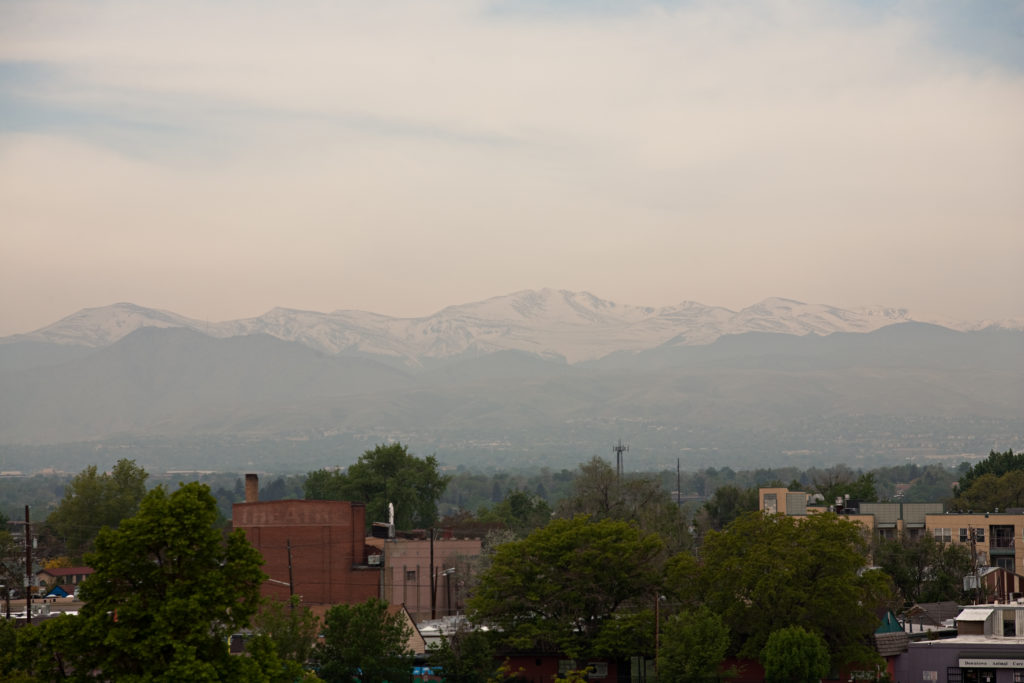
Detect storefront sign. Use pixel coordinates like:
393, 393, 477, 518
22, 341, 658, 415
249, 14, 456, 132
959, 657, 1024, 668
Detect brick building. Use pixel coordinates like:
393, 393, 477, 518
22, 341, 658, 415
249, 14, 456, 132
367, 534, 482, 621
232, 474, 379, 609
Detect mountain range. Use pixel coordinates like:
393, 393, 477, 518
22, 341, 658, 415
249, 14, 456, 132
1, 290, 1021, 472
6, 289, 1022, 365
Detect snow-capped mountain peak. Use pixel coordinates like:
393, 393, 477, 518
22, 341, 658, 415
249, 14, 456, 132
4, 291, 1018, 363
7, 303, 204, 347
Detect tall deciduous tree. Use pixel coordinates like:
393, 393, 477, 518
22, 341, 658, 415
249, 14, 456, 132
314, 598, 413, 683
426, 623, 498, 682
875, 533, 971, 605
476, 488, 552, 536
698, 484, 759, 532
957, 449, 1022, 493
251, 595, 320, 668
682, 511, 888, 669
809, 465, 877, 505
761, 626, 831, 683
45, 458, 148, 558
305, 443, 449, 530
658, 606, 731, 682
952, 469, 1024, 512
468, 515, 664, 659
557, 457, 690, 553
71, 482, 268, 680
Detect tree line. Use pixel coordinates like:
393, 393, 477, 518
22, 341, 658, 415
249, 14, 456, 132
0, 448, 1019, 681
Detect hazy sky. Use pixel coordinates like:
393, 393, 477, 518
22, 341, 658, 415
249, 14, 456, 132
2, 0, 1022, 336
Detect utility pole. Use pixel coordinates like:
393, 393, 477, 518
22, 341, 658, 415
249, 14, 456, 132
429, 528, 436, 619
614, 440, 629, 478
25, 505, 31, 625
286, 539, 295, 609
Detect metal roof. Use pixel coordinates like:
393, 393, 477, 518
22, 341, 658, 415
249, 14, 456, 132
956, 608, 993, 621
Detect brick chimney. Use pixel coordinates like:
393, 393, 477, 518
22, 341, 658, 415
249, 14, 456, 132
245, 473, 259, 503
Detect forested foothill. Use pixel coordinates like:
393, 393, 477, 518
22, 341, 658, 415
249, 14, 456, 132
0, 449, 1021, 680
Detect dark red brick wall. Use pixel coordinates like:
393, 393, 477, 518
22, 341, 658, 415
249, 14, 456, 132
233, 499, 379, 606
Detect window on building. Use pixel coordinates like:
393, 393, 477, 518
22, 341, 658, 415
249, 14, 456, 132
960, 528, 969, 543
933, 528, 951, 543
976, 528, 985, 543
405, 570, 416, 582
1014, 670, 1024, 683
992, 525, 1015, 549
996, 557, 1015, 572
763, 493, 777, 515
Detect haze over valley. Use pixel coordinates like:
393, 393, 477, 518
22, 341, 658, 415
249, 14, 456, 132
2, 290, 1020, 474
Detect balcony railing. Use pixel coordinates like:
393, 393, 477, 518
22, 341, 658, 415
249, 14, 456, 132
990, 537, 1016, 555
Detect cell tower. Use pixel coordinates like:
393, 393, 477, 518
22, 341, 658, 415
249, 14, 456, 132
613, 440, 629, 477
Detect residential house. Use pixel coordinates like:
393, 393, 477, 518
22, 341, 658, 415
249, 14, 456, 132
35, 566, 93, 590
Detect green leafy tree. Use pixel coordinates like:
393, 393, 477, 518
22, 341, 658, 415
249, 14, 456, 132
252, 595, 320, 667
875, 533, 971, 605
45, 459, 148, 558
952, 469, 1024, 512
314, 597, 413, 683
899, 465, 959, 503
761, 626, 830, 683
659, 606, 731, 682
476, 489, 552, 536
957, 449, 1022, 493
688, 511, 888, 669
13, 613, 88, 680
556, 457, 690, 553
305, 443, 450, 530
0, 528, 18, 601
698, 484, 759, 532
468, 515, 664, 660
810, 465, 877, 505
66, 482, 268, 680
591, 608, 655, 659
0, 617, 17, 678
426, 623, 498, 682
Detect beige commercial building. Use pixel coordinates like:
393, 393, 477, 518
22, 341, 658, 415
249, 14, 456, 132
759, 488, 1024, 574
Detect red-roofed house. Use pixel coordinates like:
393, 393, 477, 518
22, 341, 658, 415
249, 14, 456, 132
36, 566, 93, 590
